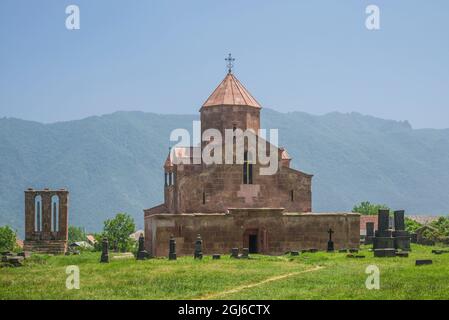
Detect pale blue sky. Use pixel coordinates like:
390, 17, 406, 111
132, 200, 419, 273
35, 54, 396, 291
0, 0, 448, 128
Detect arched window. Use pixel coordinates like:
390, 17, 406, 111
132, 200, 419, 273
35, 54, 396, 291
35, 195, 42, 232
51, 195, 59, 232
243, 151, 253, 184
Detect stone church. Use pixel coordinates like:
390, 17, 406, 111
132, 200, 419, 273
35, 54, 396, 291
144, 63, 359, 256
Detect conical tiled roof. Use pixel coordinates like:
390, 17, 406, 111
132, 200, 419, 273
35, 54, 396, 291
202, 73, 261, 108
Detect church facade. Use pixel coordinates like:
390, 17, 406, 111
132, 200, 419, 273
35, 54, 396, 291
144, 68, 359, 256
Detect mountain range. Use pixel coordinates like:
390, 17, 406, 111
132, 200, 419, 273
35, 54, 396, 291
1, 109, 448, 236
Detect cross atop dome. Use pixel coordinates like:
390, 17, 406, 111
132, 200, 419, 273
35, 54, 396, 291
225, 53, 235, 74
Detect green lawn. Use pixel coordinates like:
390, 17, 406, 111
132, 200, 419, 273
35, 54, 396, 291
1, 244, 448, 300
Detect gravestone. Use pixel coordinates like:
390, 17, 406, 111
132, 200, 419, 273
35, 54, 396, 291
416, 259, 432, 266
240, 248, 249, 259
396, 251, 409, 258
290, 251, 299, 256
410, 233, 418, 243
17, 251, 31, 259
100, 237, 109, 263
393, 210, 411, 251
327, 228, 334, 252
373, 209, 396, 257
194, 234, 203, 259
212, 254, 221, 260
230, 248, 239, 258
347, 254, 365, 259
365, 222, 374, 245
168, 235, 177, 260
2, 255, 24, 267
339, 249, 348, 253
136, 234, 149, 260
349, 248, 359, 253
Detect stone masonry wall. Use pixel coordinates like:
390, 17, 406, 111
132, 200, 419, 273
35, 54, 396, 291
145, 209, 360, 256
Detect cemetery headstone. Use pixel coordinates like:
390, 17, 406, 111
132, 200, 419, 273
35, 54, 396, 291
327, 228, 334, 252
169, 235, 177, 260
240, 248, 249, 259
137, 233, 149, 260
365, 222, 374, 245
396, 251, 409, 258
230, 248, 239, 258
194, 234, 203, 259
393, 210, 411, 251
373, 209, 396, 257
100, 237, 109, 263
212, 254, 221, 260
416, 259, 432, 266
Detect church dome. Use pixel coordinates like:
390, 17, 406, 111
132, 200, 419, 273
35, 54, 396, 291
201, 73, 261, 109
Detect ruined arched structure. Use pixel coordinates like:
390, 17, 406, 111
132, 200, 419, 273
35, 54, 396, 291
24, 188, 69, 254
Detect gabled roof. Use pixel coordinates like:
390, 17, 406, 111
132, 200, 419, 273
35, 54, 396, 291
202, 73, 261, 108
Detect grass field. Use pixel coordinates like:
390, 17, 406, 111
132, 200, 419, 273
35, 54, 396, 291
1, 244, 448, 300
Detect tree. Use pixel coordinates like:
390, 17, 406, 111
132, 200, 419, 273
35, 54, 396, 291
405, 218, 422, 233
68, 226, 86, 243
103, 213, 136, 252
0, 225, 17, 252
352, 201, 390, 215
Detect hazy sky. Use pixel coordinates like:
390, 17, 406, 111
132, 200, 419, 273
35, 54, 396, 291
1, 0, 448, 128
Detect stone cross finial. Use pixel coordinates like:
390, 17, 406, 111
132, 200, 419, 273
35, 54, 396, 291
225, 53, 235, 73
328, 228, 334, 241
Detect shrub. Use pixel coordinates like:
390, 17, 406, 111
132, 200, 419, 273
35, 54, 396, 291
405, 218, 422, 233
352, 201, 390, 215
103, 213, 136, 252
68, 226, 86, 243
0, 225, 17, 252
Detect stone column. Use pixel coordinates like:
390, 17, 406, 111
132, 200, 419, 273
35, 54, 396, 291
41, 192, 52, 240
58, 191, 69, 243
24, 190, 35, 241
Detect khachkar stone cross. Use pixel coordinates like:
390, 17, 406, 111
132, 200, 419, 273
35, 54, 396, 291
194, 234, 203, 259
100, 237, 109, 263
136, 233, 149, 260
327, 228, 335, 252
169, 235, 177, 260
225, 53, 235, 73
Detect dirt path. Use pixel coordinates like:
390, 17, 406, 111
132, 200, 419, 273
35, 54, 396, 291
198, 265, 324, 300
